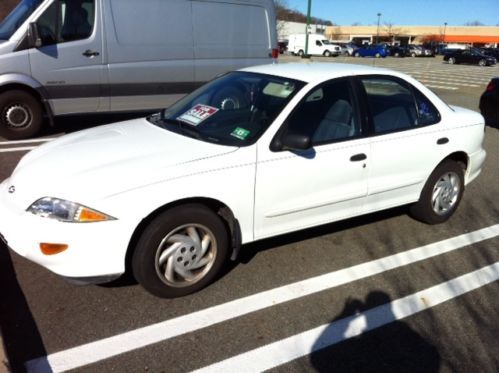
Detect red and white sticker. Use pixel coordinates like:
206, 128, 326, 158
178, 104, 219, 126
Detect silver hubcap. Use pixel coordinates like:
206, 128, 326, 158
155, 224, 217, 288
4, 104, 32, 128
431, 172, 460, 215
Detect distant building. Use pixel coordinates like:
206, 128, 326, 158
325, 25, 499, 47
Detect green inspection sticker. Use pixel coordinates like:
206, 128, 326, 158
231, 127, 251, 140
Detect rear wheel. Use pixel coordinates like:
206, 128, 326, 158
354, 52, 360, 57
298, 49, 304, 57
132, 204, 229, 298
0, 90, 43, 140
478, 59, 486, 67
448, 57, 456, 64
375, 53, 381, 58
410, 160, 464, 224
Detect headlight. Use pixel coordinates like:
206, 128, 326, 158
27, 197, 116, 223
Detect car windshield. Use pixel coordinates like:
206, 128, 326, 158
153, 72, 306, 147
0, 0, 43, 40
322, 40, 331, 45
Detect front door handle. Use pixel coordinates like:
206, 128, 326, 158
82, 49, 100, 58
437, 137, 449, 145
350, 153, 367, 162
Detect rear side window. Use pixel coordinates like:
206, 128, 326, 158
361, 77, 439, 134
36, 0, 95, 45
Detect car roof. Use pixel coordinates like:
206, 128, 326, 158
240, 63, 397, 84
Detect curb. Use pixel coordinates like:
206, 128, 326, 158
0, 333, 9, 373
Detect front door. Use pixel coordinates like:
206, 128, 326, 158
254, 78, 369, 240
29, 0, 105, 115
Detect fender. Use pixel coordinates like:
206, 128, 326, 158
0, 73, 55, 126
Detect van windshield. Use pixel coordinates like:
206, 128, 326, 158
0, 0, 43, 40
153, 72, 306, 147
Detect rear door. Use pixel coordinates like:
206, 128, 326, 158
29, 0, 105, 115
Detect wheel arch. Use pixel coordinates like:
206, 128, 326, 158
0, 75, 55, 126
441, 151, 468, 172
125, 197, 242, 275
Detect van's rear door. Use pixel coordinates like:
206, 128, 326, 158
29, 0, 106, 115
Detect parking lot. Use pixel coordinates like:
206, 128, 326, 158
1, 56, 499, 372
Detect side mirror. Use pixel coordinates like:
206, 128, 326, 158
271, 132, 311, 152
27, 22, 42, 48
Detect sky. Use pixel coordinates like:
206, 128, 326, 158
285, 0, 499, 26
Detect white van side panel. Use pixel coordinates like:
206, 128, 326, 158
105, 0, 196, 111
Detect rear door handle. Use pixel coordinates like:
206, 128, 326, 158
82, 50, 100, 57
437, 137, 449, 145
350, 153, 367, 162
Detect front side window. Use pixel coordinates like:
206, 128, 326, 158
155, 72, 306, 147
361, 77, 440, 134
36, 0, 95, 45
281, 79, 361, 146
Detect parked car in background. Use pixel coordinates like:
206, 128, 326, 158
278, 41, 288, 54
480, 48, 499, 59
288, 34, 341, 57
479, 77, 499, 125
0, 0, 278, 140
0, 63, 486, 298
353, 44, 389, 58
337, 42, 356, 56
387, 45, 409, 57
444, 49, 497, 66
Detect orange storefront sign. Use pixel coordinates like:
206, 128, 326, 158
444, 35, 499, 43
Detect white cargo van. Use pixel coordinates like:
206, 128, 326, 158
0, 0, 277, 139
287, 34, 341, 57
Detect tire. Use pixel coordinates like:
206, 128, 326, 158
448, 57, 456, 65
478, 59, 486, 67
410, 160, 464, 225
0, 90, 43, 140
132, 204, 229, 298
323, 50, 331, 57
298, 49, 304, 57
375, 53, 381, 58
354, 52, 360, 57
345, 51, 350, 56
394, 52, 400, 57
411, 52, 416, 57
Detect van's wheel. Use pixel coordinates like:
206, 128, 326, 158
323, 50, 331, 57
298, 49, 305, 57
132, 204, 229, 298
0, 90, 43, 140
410, 160, 464, 224
478, 59, 486, 67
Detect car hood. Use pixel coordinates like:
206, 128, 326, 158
8, 118, 238, 207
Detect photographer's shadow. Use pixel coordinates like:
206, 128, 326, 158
310, 291, 440, 372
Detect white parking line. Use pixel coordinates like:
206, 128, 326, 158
0, 138, 55, 145
414, 79, 479, 88
0, 146, 37, 153
25, 224, 499, 373
425, 85, 458, 91
195, 262, 499, 373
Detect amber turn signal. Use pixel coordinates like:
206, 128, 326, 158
40, 243, 68, 255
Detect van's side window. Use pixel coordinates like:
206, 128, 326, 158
37, 0, 95, 45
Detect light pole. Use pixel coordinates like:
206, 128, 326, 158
304, 0, 312, 57
443, 22, 447, 43
376, 13, 382, 44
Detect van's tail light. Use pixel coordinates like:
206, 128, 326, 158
271, 48, 279, 62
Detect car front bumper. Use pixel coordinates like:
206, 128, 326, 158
0, 180, 134, 284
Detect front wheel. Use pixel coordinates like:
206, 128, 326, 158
478, 59, 486, 67
132, 204, 229, 298
410, 160, 464, 224
323, 50, 331, 57
354, 52, 360, 57
448, 57, 456, 64
375, 53, 381, 58
0, 90, 43, 140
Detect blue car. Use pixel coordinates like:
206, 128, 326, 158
353, 45, 389, 58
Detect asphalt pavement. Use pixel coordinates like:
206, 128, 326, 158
1, 56, 499, 372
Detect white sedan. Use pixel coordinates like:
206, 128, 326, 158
0, 63, 486, 298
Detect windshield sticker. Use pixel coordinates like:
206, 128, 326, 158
178, 104, 219, 126
230, 127, 251, 140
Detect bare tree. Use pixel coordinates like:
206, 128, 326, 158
328, 26, 342, 41
383, 22, 405, 44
